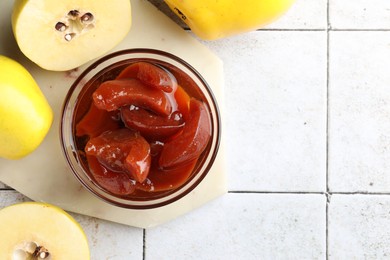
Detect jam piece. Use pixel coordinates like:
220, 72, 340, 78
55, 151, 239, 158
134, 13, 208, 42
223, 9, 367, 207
136, 159, 197, 192
174, 85, 191, 120
164, 63, 203, 99
117, 62, 177, 93
87, 155, 136, 196
121, 105, 184, 140
159, 98, 211, 169
76, 102, 120, 137
92, 78, 172, 116
85, 129, 151, 183
116, 62, 139, 79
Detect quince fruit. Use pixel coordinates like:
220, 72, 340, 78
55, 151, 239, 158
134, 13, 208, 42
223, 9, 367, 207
12, 0, 132, 71
165, 0, 295, 40
0, 202, 90, 259
0, 55, 53, 160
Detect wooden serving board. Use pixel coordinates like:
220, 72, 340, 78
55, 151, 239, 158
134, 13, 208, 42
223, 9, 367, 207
0, 0, 227, 228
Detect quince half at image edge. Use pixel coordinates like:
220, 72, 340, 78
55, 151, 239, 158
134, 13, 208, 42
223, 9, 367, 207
0, 55, 53, 160
0, 202, 90, 259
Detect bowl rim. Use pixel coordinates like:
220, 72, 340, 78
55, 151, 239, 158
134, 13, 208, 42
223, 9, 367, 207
60, 48, 222, 209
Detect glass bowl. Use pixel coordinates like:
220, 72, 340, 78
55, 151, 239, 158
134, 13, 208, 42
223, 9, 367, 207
60, 49, 221, 209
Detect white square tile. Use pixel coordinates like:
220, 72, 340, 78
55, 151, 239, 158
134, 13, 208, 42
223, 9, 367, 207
328, 32, 390, 192
329, 0, 390, 29
146, 193, 326, 259
329, 194, 390, 259
265, 0, 328, 29
202, 31, 327, 192
0, 190, 30, 205
72, 216, 143, 260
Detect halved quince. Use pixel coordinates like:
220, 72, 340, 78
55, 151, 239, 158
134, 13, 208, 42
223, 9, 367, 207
0, 202, 90, 260
12, 0, 132, 71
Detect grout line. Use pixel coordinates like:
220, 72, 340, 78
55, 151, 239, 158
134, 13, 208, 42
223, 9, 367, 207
183, 27, 390, 33
331, 28, 390, 31
257, 28, 326, 31
330, 191, 390, 195
326, 0, 331, 195
256, 28, 390, 32
0, 188, 15, 191
326, 0, 331, 258
143, 229, 146, 260
228, 191, 390, 196
228, 190, 325, 195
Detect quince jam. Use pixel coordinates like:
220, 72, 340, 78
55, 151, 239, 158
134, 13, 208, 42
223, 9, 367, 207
73, 61, 212, 198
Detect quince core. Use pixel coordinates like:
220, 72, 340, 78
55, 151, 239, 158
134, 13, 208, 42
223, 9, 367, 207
12, 0, 132, 71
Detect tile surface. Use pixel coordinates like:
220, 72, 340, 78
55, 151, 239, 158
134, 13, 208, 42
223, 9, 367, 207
328, 31, 390, 192
146, 193, 326, 260
329, 195, 390, 259
329, 0, 390, 29
265, 0, 328, 29
74, 217, 143, 260
2, 0, 390, 259
203, 31, 327, 192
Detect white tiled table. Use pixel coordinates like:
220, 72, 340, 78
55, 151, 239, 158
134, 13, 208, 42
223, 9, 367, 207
2, 0, 390, 259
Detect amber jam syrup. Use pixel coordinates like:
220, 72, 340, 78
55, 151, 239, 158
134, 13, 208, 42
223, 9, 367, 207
72, 59, 213, 200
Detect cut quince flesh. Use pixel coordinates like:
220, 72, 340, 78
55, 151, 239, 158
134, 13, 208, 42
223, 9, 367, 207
0, 202, 90, 260
12, 0, 131, 71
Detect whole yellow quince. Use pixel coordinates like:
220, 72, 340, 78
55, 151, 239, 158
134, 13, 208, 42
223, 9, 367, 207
165, 0, 295, 40
0, 55, 53, 159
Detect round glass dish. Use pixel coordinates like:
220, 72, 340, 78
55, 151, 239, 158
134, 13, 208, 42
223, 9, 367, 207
60, 48, 221, 209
